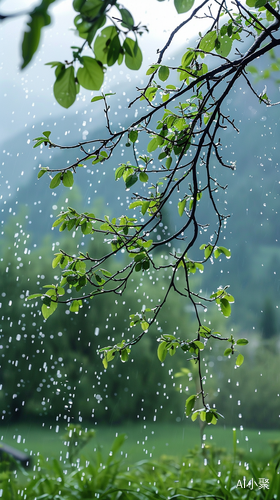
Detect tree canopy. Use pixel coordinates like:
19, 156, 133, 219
2, 0, 280, 425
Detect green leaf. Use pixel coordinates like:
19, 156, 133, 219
45, 61, 62, 68
77, 56, 104, 90
94, 26, 118, 64
191, 411, 200, 421
33, 139, 45, 148
185, 395, 196, 416
121, 349, 129, 362
141, 321, 149, 331
52, 254, 62, 269
215, 35, 233, 58
125, 173, 138, 189
59, 221, 67, 232
214, 246, 231, 259
255, 0, 266, 6
102, 355, 108, 369
158, 65, 170, 81
76, 260, 86, 273
236, 338, 249, 346
144, 86, 158, 102
115, 165, 126, 180
157, 341, 168, 362
174, 0, 195, 14
224, 348, 232, 356
119, 7, 134, 28
211, 415, 218, 425
199, 326, 211, 337
162, 93, 170, 103
169, 344, 177, 356
42, 295, 52, 306
146, 64, 160, 75
129, 200, 143, 209
129, 130, 138, 143
100, 268, 112, 277
246, 0, 257, 6
107, 34, 121, 66
123, 38, 143, 70
178, 199, 186, 217
141, 201, 150, 215
50, 173, 62, 189
42, 300, 57, 320
203, 244, 213, 259
91, 95, 105, 102
62, 171, 74, 188
206, 411, 213, 424
193, 340, 204, 350
220, 298, 231, 317
139, 172, 149, 183
181, 50, 195, 67
220, 24, 228, 37
236, 353, 244, 366
21, 10, 50, 69
69, 300, 80, 313
53, 66, 76, 108
147, 137, 161, 153
38, 168, 48, 179
26, 293, 42, 300
134, 252, 146, 263
166, 157, 172, 169
199, 31, 216, 52
67, 219, 76, 231
200, 411, 206, 422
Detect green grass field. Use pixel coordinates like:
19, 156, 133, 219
1, 421, 280, 465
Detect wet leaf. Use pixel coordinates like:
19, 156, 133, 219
141, 321, 149, 331
174, 0, 195, 14
124, 38, 143, 70
193, 340, 204, 350
129, 130, 138, 143
50, 173, 62, 189
53, 66, 76, 108
220, 298, 231, 317
236, 338, 249, 346
158, 65, 170, 81
224, 348, 232, 356
125, 173, 138, 189
62, 171, 74, 188
139, 172, 149, 183
199, 31, 216, 52
77, 56, 104, 90
42, 300, 57, 320
185, 395, 196, 416
236, 353, 244, 366
178, 199, 186, 216
157, 341, 168, 362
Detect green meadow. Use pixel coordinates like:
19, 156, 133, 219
2, 421, 279, 464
